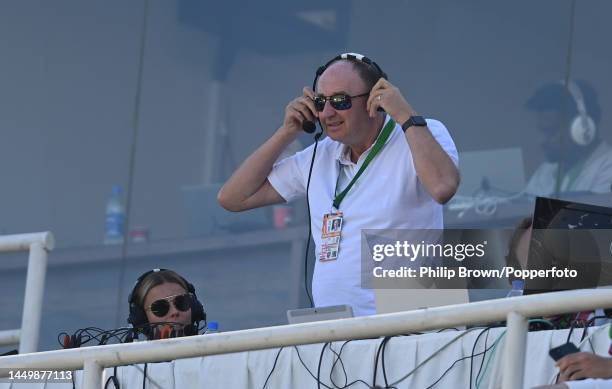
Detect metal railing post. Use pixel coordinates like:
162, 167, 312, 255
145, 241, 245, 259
83, 359, 103, 389
18, 242, 48, 354
502, 311, 528, 389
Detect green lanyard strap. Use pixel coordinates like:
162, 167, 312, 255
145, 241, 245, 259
333, 119, 396, 209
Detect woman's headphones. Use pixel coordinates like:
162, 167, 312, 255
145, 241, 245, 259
562, 79, 597, 147
127, 269, 206, 337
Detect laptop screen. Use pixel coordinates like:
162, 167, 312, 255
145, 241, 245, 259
524, 197, 612, 293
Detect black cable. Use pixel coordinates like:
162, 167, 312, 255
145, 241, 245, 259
317, 342, 329, 389
104, 367, 120, 389
566, 320, 578, 343
59, 327, 138, 348
475, 329, 490, 387
436, 328, 460, 333
104, 375, 115, 389
469, 328, 491, 389
294, 345, 333, 389
328, 341, 351, 388
303, 132, 323, 307
262, 347, 284, 389
372, 338, 384, 387
142, 363, 147, 389
581, 315, 608, 343
380, 336, 397, 389
373, 336, 392, 388
424, 341, 497, 389
294, 345, 373, 389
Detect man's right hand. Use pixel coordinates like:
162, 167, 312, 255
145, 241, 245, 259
218, 88, 317, 212
282, 87, 317, 135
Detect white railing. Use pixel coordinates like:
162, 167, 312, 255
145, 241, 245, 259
1, 288, 611, 389
0, 232, 55, 354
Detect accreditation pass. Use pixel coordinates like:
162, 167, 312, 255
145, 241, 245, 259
320, 212, 343, 261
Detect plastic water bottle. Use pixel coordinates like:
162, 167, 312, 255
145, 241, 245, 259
204, 321, 219, 334
506, 279, 524, 298
104, 185, 125, 245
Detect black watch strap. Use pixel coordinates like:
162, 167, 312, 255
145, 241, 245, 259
401, 116, 427, 132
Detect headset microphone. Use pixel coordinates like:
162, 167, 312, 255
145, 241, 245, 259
302, 120, 316, 133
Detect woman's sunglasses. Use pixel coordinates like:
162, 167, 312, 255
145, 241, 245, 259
312, 92, 369, 112
146, 293, 191, 318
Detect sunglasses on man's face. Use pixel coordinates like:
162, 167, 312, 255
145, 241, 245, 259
312, 92, 370, 112
146, 293, 191, 318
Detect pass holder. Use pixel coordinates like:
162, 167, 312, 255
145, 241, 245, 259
320, 211, 343, 261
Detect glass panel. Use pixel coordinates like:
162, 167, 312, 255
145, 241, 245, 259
2, 1, 610, 352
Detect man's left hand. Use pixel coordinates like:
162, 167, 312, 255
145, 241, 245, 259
366, 78, 417, 124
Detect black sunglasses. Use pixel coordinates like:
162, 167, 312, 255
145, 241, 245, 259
146, 293, 191, 317
312, 92, 369, 112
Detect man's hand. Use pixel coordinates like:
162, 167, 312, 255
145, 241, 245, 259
282, 87, 317, 135
366, 77, 459, 204
557, 352, 612, 382
366, 78, 416, 125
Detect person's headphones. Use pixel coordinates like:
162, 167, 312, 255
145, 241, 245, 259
312, 52, 388, 91
562, 79, 597, 147
302, 52, 389, 135
127, 268, 206, 337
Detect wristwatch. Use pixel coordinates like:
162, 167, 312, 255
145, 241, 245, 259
401, 115, 427, 132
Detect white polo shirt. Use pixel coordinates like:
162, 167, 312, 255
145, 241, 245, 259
525, 141, 612, 196
268, 115, 458, 316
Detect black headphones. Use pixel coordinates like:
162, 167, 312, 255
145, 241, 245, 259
312, 52, 388, 90
127, 269, 206, 338
302, 52, 388, 134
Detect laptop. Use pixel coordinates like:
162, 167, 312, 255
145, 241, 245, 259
457, 147, 526, 196
374, 289, 469, 314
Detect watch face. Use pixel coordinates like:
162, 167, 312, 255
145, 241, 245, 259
412, 116, 427, 126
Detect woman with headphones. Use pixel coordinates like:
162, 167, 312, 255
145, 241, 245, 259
127, 269, 206, 340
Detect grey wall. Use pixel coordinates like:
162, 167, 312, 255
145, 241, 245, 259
2, 0, 612, 244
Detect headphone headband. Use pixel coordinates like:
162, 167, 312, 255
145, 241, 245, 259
313, 52, 387, 91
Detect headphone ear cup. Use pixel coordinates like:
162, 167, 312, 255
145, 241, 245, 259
128, 302, 149, 331
190, 295, 206, 324
184, 281, 206, 324
570, 114, 597, 146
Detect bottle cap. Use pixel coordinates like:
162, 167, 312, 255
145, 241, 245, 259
112, 185, 122, 195
207, 321, 218, 331
511, 279, 524, 290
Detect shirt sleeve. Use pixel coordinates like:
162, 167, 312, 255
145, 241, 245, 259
590, 155, 612, 193
267, 146, 312, 202
426, 118, 459, 167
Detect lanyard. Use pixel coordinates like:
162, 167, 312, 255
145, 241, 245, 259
332, 119, 396, 209
556, 158, 587, 193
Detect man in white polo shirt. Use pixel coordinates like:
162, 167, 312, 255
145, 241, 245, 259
218, 53, 459, 316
